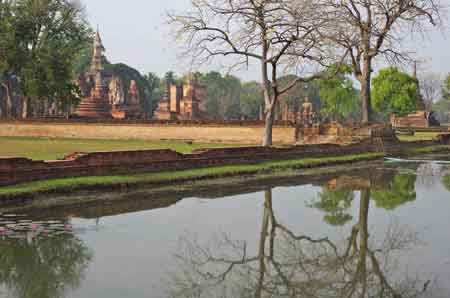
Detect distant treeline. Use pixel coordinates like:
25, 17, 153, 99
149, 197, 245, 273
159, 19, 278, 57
146, 70, 361, 122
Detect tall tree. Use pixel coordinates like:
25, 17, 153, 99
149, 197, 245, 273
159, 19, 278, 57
144, 72, 161, 118
169, 0, 342, 146
316, 64, 359, 121
199, 72, 242, 120
434, 73, 450, 123
240, 81, 264, 120
419, 72, 442, 113
326, 0, 441, 124
372, 67, 422, 117
1, 0, 90, 118
0, 0, 15, 118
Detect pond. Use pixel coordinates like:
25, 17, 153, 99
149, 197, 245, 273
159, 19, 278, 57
1, 156, 450, 298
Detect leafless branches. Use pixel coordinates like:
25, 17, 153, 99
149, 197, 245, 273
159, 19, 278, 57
169, 0, 345, 145
419, 72, 443, 112
322, 0, 443, 124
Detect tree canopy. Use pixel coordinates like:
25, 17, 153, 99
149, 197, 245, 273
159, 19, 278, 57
326, 0, 441, 124
316, 64, 359, 121
372, 67, 422, 117
0, 0, 91, 117
434, 74, 450, 123
239, 81, 264, 120
199, 72, 242, 120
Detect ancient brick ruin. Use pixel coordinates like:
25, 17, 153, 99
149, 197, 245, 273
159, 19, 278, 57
153, 73, 208, 120
390, 111, 440, 128
0, 138, 444, 188
73, 30, 142, 119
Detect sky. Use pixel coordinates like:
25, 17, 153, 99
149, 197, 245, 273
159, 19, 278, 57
81, 0, 450, 81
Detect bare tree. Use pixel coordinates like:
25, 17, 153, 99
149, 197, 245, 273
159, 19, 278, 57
419, 72, 442, 113
169, 0, 344, 146
324, 0, 442, 125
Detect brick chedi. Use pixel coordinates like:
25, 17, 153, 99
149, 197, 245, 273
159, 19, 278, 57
154, 73, 208, 120
73, 30, 111, 118
73, 30, 143, 119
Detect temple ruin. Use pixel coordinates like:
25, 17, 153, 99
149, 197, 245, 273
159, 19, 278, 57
73, 30, 143, 119
153, 73, 208, 120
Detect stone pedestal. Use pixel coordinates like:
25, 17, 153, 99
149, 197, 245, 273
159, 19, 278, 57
74, 96, 111, 118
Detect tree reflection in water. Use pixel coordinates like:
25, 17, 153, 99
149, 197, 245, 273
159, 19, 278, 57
312, 172, 418, 227
310, 187, 354, 226
443, 175, 450, 192
0, 220, 92, 298
168, 186, 433, 298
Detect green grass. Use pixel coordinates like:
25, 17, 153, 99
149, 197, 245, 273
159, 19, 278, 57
0, 153, 382, 197
397, 132, 440, 142
0, 136, 237, 160
401, 145, 450, 156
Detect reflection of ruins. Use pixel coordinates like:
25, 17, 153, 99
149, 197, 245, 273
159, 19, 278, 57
153, 73, 208, 120
169, 184, 434, 297
73, 30, 142, 119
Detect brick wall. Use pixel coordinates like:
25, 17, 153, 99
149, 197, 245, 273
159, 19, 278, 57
0, 141, 380, 187
0, 138, 440, 187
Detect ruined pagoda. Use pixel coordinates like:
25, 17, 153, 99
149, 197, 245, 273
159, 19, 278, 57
73, 29, 111, 118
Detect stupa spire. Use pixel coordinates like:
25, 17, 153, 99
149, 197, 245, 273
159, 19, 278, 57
91, 27, 104, 74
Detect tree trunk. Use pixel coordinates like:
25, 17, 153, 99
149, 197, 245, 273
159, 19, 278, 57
263, 105, 275, 146
1, 80, 13, 119
360, 58, 372, 125
21, 96, 29, 119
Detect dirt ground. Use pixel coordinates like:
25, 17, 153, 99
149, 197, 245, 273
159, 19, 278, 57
0, 121, 295, 144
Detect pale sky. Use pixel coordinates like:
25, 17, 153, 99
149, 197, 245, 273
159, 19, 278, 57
82, 0, 450, 81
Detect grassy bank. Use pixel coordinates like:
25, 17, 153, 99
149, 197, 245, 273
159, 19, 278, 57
400, 145, 450, 156
0, 136, 236, 160
0, 153, 382, 200
396, 132, 440, 142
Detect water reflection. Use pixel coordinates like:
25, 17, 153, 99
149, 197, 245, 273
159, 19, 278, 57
0, 215, 92, 298
169, 185, 436, 297
0, 159, 448, 298
443, 175, 450, 192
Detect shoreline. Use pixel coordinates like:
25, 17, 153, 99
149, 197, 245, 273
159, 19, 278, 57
0, 153, 383, 202
1, 144, 449, 209
0, 158, 387, 215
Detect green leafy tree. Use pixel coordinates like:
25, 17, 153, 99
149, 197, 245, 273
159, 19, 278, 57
0, 0, 91, 118
316, 65, 359, 121
0, 0, 17, 118
145, 72, 161, 117
240, 81, 264, 119
434, 74, 450, 123
199, 72, 242, 120
372, 67, 421, 118
372, 174, 417, 210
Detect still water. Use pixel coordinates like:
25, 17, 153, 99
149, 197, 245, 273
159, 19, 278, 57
1, 158, 450, 298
